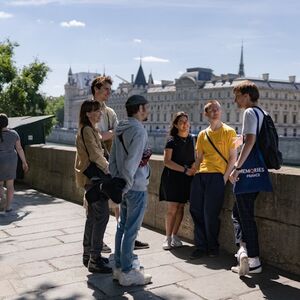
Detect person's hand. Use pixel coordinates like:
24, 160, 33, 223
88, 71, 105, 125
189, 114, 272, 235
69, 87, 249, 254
186, 168, 196, 176
101, 130, 114, 141
233, 135, 243, 149
229, 169, 240, 184
22, 161, 29, 173
223, 175, 229, 185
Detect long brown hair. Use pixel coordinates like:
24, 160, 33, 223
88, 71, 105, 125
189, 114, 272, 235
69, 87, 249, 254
78, 100, 100, 128
0, 113, 8, 142
169, 111, 189, 137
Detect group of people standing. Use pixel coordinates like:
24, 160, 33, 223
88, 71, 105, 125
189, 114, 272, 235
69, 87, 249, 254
75, 77, 270, 287
159, 80, 268, 277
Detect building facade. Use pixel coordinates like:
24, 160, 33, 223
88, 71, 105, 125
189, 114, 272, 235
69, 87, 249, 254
62, 49, 300, 160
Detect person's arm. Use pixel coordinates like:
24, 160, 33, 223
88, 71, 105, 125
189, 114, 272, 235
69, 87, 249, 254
122, 131, 146, 191
223, 147, 237, 184
83, 127, 109, 174
100, 109, 118, 141
229, 134, 255, 183
15, 140, 29, 173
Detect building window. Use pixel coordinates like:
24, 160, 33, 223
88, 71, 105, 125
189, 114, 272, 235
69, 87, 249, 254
283, 114, 287, 124
235, 127, 239, 133
164, 113, 167, 122
190, 113, 193, 121
285, 94, 288, 100
227, 91, 230, 98
150, 114, 153, 121
218, 92, 221, 98
236, 112, 240, 122
284, 105, 288, 110
227, 103, 230, 109
275, 93, 278, 99
284, 128, 287, 136
200, 113, 203, 122
293, 128, 297, 136
293, 114, 297, 124
265, 92, 268, 98
226, 112, 230, 122
274, 114, 278, 123
209, 92, 212, 98
157, 114, 160, 122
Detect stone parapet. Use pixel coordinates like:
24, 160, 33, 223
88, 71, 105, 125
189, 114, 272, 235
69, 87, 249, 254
23, 145, 300, 275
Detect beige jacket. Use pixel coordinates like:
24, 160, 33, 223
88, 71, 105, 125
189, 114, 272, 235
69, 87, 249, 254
74, 126, 109, 188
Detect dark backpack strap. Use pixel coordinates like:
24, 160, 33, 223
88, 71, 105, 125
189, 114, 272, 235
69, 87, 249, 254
205, 131, 228, 164
118, 134, 128, 155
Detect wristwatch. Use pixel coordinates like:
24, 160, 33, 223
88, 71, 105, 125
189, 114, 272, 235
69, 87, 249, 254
234, 165, 242, 171
183, 166, 188, 174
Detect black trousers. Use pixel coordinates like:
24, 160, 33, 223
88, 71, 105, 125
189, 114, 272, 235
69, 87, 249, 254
232, 192, 259, 258
189, 173, 225, 251
83, 196, 109, 259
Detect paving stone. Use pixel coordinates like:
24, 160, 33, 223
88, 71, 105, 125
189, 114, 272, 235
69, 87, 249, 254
0, 280, 16, 298
0, 264, 19, 280
61, 225, 84, 234
48, 254, 84, 270
9, 267, 89, 294
149, 284, 205, 299
0, 230, 9, 238
56, 232, 83, 243
18, 237, 62, 250
18, 261, 55, 278
177, 269, 293, 300
4, 219, 84, 236
109, 290, 163, 300
237, 280, 300, 300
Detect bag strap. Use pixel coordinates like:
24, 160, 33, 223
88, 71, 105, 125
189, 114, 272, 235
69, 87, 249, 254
118, 134, 128, 155
81, 126, 90, 159
205, 130, 228, 164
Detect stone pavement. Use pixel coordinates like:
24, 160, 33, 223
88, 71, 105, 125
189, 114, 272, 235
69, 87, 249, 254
0, 185, 299, 300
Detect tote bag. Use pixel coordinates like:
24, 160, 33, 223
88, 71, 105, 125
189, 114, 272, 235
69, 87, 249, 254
233, 109, 273, 195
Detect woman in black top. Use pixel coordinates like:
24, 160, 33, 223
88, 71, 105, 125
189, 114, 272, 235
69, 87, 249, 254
159, 112, 196, 250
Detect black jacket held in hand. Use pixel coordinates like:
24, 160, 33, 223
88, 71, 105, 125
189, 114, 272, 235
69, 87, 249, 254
85, 173, 126, 205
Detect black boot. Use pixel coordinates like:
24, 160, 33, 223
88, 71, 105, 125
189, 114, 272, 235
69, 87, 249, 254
88, 257, 112, 273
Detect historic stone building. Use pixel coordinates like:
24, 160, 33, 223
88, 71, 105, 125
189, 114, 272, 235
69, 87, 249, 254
60, 47, 299, 162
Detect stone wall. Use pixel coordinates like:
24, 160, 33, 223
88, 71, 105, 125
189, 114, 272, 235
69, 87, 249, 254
23, 144, 300, 275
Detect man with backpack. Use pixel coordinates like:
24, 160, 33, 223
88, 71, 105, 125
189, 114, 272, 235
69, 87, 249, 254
229, 80, 281, 276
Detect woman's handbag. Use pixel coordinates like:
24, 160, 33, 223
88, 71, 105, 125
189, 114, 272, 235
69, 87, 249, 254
233, 110, 273, 194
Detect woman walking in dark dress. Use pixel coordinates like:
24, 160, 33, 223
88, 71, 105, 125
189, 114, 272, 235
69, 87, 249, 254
159, 112, 196, 250
0, 113, 28, 214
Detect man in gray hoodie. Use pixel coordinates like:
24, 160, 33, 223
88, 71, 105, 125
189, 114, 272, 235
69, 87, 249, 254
109, 95, 152, 286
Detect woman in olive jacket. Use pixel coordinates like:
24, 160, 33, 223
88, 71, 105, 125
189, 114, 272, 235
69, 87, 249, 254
75, 100, 112, 274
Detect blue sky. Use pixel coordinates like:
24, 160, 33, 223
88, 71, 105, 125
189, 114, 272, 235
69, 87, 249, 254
0, 0, 299, 96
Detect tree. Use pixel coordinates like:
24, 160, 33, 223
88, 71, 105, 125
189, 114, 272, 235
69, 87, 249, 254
45, 95, 64, 127
0, 39, 50, 116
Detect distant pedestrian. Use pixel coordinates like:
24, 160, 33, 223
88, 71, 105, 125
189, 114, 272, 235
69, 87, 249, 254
75, 100, 112, 274
229, 80, 272, 276
110, 95, 152, 286
189, 100, 237, 259
159, 112, 196, 250
0, 113, 29, 215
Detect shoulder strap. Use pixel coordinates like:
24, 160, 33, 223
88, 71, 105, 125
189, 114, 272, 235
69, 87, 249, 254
81, 126, 90, 158
205, 131, 228, 164
118, 134, 128, 155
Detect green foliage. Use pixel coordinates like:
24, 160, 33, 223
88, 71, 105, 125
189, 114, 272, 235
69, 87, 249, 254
45, 95, 64, 127
0, 39, 50, 117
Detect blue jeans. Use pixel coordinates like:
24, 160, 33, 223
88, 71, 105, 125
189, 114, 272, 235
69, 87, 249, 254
114, 190, 147, 272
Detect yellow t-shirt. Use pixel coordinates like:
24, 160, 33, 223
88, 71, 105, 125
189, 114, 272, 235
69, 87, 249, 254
196, 123, 236, 174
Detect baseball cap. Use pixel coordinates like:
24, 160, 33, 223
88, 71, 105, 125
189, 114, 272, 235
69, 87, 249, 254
125, 95, 148, 107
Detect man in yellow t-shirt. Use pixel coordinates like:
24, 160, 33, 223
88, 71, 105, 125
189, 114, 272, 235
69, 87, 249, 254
189, 100, 237, 259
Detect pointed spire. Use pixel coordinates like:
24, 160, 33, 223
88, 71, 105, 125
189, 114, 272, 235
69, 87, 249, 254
148, 71, 154, 85
238, 42, 245, 77
68, 66, 72, 75
134, 60, 147, 87
103, 65, 106, 76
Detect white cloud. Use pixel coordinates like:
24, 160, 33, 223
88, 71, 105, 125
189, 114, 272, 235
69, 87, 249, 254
60, 20, 85, 28
133, 38, 142, 43
0, 11, 13, 19
134, 56, 170, 63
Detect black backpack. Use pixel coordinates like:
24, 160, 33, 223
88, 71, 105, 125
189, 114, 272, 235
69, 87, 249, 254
253, 106, 283, 170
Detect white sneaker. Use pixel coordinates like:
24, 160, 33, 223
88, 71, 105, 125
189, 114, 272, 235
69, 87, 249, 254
231, 247, 249, 276
171, 235, 183, 248
249, 257, 262, 274
119, 269, 152, 286
162, 236, 172, 250
112, 268, 121, 281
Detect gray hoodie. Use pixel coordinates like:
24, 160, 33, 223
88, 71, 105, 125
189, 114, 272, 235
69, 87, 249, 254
109, 117, 150, 193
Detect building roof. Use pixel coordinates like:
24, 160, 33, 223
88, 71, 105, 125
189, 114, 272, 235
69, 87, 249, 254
8, 115, 54, 129
134, 64, 147, 87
